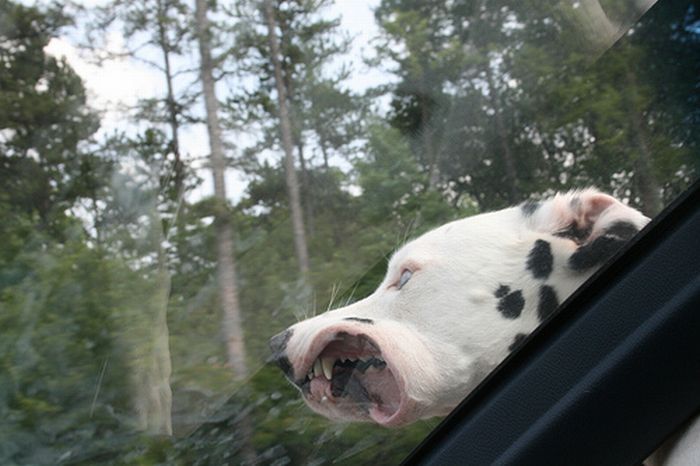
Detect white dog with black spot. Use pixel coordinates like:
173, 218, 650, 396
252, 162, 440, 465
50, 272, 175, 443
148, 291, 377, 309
269, 189, 698, 465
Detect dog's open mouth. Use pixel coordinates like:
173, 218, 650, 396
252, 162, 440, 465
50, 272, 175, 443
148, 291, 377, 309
299, 331, 404, 425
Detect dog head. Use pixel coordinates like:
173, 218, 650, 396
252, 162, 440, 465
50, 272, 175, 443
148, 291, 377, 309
270, 189, 649, 427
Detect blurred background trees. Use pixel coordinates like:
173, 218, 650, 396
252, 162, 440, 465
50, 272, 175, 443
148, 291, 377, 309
1, 0, 698, 464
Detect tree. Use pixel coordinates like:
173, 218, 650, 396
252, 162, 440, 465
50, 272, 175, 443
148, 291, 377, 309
0, 1, 131, 460
510, 0, 699, 214
94, 130, 178, 435
225, 0, 364, 269
84, 0, 206, 434
0, 0, 100, 236
194, 0, 249, 385
262, 0, 311, 277
194, 1, 257, 459
88, 0, 198, 213
374, 0, 469, 191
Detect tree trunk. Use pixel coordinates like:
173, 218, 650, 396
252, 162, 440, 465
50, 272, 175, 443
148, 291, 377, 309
263, 0, 310, 277
132, 243, 173, 436
282, 49, 315, 238
194, 1, 255, 460
485, 64, 519, 203
91, 189, 102, 248
316, 128, 342, 247
563, 0, 620, 57
296, 141, 315, 237
625, 68, 662, 216
318, 131, 330, 170
156, 0, 184, 200
420, 78, 440, 190
194, 0, 248, 385
118, 177, 172, 436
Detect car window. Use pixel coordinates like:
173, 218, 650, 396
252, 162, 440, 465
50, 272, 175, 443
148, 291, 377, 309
1, 0, 698, 464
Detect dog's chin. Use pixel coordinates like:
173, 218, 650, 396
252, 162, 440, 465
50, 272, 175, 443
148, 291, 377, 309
296, 328, 421, 427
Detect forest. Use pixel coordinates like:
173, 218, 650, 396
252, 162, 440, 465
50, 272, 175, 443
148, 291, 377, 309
1, 0, 698, 464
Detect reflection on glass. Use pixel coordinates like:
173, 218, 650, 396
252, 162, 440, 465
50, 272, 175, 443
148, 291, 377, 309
0, 0, 698, 464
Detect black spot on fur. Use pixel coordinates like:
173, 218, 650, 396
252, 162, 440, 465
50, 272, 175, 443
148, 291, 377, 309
526, 240, 553, 279
343, 317, 374, 325
496, 289, 525, 319
269, 329, 293, 356
509, 333, 528, 352
276, 356, 293, 379
521, 200, 540, 216
605, 221, 639, 240
494, 284, 510, 298
537, 285, 559, 321
269, 329, 294, 378
568, 221, 639, 271
554, 222, 592, 244
569, 236, 623, 270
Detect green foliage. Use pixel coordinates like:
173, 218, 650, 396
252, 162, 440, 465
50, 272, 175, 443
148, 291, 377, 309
510, 1, 699, 214
0, 230, 135, 464
157, 365, 436, 465
226, 0, 367, 172
0, 0, 100, 236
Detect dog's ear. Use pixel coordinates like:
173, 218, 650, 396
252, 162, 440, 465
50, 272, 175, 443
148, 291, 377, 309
524, 189, 648, 245
525, 189, 650, 272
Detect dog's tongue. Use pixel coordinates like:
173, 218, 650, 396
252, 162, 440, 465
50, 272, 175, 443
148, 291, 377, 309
361, 367, 402, 420
310, 377, 330, 399
314, 364, 402, 422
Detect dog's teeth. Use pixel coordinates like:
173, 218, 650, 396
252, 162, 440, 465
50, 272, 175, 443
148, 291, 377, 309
322, 357, 333, 380
313, 358, 323, 378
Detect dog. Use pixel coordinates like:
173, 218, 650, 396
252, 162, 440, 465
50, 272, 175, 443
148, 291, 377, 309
269, 188, 655, 428
269, 188, 700, 464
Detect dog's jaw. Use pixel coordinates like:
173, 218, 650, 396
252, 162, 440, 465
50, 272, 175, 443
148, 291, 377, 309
283, 314, 447, 427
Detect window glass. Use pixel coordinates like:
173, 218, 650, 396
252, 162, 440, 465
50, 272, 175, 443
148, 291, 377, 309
0, 0, 697, 464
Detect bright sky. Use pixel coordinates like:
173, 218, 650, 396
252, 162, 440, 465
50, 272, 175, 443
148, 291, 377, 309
42, 0, 385, 203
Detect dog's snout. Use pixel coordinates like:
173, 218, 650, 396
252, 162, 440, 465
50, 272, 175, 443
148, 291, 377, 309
269, 328, 293, 355
269, 329, 294, 378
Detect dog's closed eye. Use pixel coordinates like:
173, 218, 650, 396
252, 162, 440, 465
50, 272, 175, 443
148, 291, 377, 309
397, 269, 413, 290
